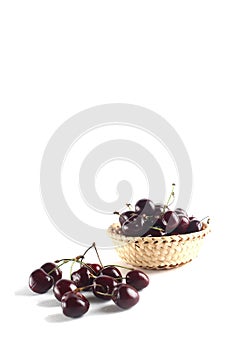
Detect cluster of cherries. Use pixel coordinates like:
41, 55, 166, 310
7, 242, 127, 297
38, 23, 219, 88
115, 184, 206, 237
29, 244, 149, 318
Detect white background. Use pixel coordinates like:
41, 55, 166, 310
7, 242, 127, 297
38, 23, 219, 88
1, 1, 233, 350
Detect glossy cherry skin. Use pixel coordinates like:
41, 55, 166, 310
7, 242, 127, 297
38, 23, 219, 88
92, 275, 118, 300
53, 279, 77, 301
176, 216, 190, 233
112, 284, 139, 309
29, 268, 54, 294
86, 263, 102, 276
119, 211, 136, 225
71, 267, 91, 288
61, 292, 89, 318
121, 215, 145, 237
126, 270, 149, 291
41, 262, 62, 284
154, 218, 166, 230
186, 219, 202, 233
162, 211, 179, 233
99, 266, 122, 282
135, 199, 156, 216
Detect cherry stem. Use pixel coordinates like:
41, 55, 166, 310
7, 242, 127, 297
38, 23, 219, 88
150, 226, 164, 232
54, 258, 74, 263
93, 242, 103, 267
200, 216, 210, 224
48, 259, 74, 275
79, 243, 96, 268
70, 260, 77, 279
54, 256, 84, 264
113, 211, 120, 216
79, 260, 98, 277
74, 283, 103, 292
126, 203, 133, 210
95, 290, 113, 297
163, 183, 175, 214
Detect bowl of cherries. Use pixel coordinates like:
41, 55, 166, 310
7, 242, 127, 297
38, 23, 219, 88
108, 184, 211, 269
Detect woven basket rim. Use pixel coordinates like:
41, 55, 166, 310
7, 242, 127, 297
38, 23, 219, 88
107, 222, 211, 243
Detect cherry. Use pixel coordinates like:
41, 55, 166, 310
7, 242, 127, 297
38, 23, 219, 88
61, 292, 89, 318
29, 268, 54, 294
92, 275, 118, 300
162, 211, 179, 233
71, 267, 91, 288
112, 284, 139, 309
53, 279, 77, 301
126, 270, 149, 291
41, 262, 62, 284
142, 228, 162, 237
99, 266, 122, 282
176, 215, 190, 233
86, 263, 102, 275
154, 217, 166, 230
135, 199, 156, 216
121, 215, 145, 237
154, 203, 166, 217
186, 219, 202, 233
118, 211, 137, 225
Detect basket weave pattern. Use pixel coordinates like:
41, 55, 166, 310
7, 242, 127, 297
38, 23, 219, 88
107, 223, 211, 269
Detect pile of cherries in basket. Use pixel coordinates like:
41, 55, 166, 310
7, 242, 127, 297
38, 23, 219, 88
29, 243, 149, 318
114, 184, 208, 237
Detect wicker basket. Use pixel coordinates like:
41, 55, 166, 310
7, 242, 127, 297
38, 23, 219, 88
107, 222, 211, 269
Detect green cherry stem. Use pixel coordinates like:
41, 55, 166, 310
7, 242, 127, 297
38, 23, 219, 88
95, 290, 113, 297
79, 260, 98, 277
163, 183, 176, 214
74, 283, 103, 293
150, 226, 165, 232
69, 260, 77, 279
48, 259, 74, 275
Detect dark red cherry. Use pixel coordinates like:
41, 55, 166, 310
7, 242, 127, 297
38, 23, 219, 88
186, 220, 202, 233
176, 216, 190, 233
153, 217, 166, 230
86, 263, 102, 275
29, 268, 54, 294
92, 275, 118, 300
71, 267, 91, 288
61, 292, 89, 318
126, 270, 149, 291
135, 199, 156, 216
41, 262, 62, 284
99, 266, 122, 282
121, 215, 145, 237
119, 211, 137, 225
154, 204, 165, 216
53, 279, 77, 301
112, 284, 139, 309
162, 211, 179, 233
